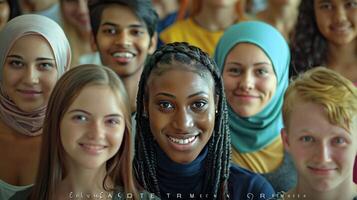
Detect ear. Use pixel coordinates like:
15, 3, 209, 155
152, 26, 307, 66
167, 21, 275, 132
148, 32, 158, 54
281, 128, 291, 153
90, 33, 98, 52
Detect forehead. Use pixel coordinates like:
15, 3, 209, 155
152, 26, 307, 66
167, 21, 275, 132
68, 84, 124, 113
226, 43, 271, 62
288, 100, 352, 135
314, 0, 348, 4
148, 67, 215, 96
100, 4, 145, 27
8, 34, 54, 57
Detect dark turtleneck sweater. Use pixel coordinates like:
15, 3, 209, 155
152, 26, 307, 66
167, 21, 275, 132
155, 145, 275, 200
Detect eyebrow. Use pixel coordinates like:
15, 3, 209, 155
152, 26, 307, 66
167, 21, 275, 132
101, 22, 146, 29
68, 109, 123, 118
317, 0, 331, 3
7, 55, 55, 61
155, 91, 209, 99
226, 61, 271, 66
188, 91, 209, 98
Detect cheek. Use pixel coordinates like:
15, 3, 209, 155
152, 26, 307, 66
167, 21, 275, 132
62, 5, 77, 18
137, 38, 152, 53
289, 143, 309, 160
0, 6, 9, 20
349, 12, 357, 25
197, 109, 216, 135
315, 12, 329, 31
109, 127, 125, 148
41, 72, 58, 95
2, 70, 21, 92
332, 147, 356, 166
97, 36, 112, 51
223, 76, 237, 91
60, 121, 74, 148
259, 77, 277, 96
149, 115, 165, 139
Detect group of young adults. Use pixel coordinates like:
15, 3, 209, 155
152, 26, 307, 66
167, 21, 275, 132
0, 0, 356, 200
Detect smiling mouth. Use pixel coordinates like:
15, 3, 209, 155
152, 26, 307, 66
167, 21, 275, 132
168, 135, 197, 145
331, 25, 351, 33
308, 166, 336, 175
79, 143, 108, 154
17, 89, 42, 94
112, 52, 134, 59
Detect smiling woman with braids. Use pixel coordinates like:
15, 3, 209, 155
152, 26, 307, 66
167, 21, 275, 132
133, 42, 274, 200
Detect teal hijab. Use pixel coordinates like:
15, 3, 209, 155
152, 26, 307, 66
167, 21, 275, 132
214, 21, 290, 153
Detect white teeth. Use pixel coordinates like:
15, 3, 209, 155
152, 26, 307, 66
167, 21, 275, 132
168, 136, 196, 144
112, 52, 134, 58
81, 144, 105, 150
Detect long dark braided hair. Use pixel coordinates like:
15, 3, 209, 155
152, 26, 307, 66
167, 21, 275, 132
290, 0, 327, 77
134, 42, 231, 199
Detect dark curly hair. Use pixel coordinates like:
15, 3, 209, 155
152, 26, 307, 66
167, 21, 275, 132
290, 0, 328, 77
133, 42, 231, 199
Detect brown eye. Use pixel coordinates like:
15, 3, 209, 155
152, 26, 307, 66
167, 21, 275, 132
9, 60, 24, 69
191, 100, 208, 111
158, 101, 174, 112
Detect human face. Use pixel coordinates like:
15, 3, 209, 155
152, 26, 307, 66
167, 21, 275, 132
60, 85, 125, 170
0, 0, 10, 30
61, 0, 91, 34
2, 34, 57, 112
94, 4, 155, 78
222, 43, 277, 117
270, 0, 300, 7
206, 0, 238, 7
314, 0, 357, 46
147, 65, 216, 164
282, 101, 357, 192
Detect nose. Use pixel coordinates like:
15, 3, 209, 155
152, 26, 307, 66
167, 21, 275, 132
24, 66, 40, 85
115, 30, 133, 48
313, 142, 333, 163
78, 0, 88, 15
239, 71, 254, 91
172, 108, 194, 132
333, 5, 347, 24
87, 120, 105, 139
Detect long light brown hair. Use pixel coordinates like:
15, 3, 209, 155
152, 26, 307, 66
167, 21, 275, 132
30, 64, 138, 199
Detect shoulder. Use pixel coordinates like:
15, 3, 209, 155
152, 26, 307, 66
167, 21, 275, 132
228, 164, 275, 200
8, 186, 33, 200
261, 152, 297, 192
160, 18, 194, 41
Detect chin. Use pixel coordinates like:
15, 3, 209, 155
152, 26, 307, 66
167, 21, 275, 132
171, 156, 195, 164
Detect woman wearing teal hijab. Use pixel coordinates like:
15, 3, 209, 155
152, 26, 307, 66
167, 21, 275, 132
214, 21, 296, 192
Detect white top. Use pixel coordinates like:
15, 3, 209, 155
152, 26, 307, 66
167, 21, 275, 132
0, 179, 33, 200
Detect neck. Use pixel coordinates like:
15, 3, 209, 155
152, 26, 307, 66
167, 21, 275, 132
288, 179, 357, 200
327, 41, 357, 82
327, 42, 357, 65
0, 119, 33, 140
258, 3, 298, 39
22, 0, 57, 12
121, 66, 144, 113
193, 4, 238, 31
57, 165, 111, 199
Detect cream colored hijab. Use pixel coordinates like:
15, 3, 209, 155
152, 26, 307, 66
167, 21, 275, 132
0, 14, 71, 136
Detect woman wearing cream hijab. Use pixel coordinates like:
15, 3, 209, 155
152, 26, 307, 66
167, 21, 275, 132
0, 14, 71, 199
